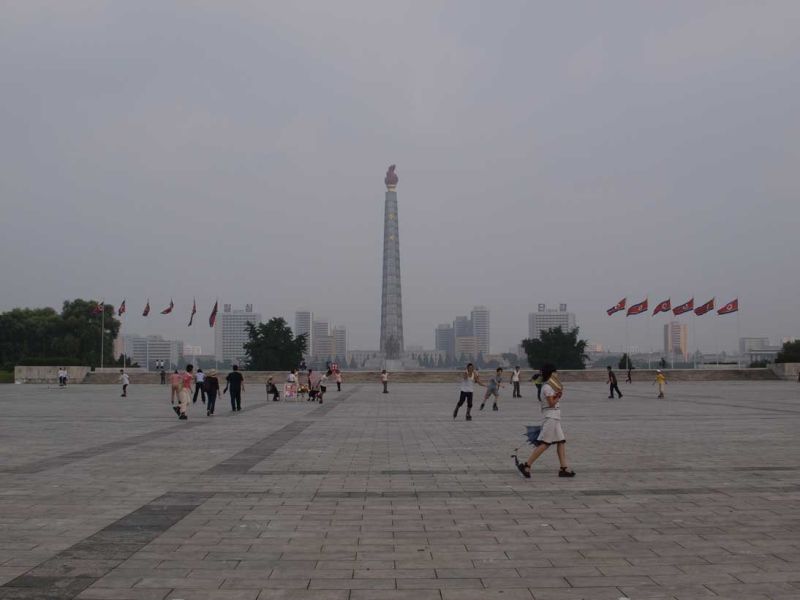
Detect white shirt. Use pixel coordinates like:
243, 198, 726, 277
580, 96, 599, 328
288, 373, 296, 383
120, 373, 130, 385
195, 372, 205, 383
511, 370, 520, 382
460, 371, 475, 393
540, 383, 561, 420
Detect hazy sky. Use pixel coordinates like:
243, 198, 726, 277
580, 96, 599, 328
2, 1, 799, 356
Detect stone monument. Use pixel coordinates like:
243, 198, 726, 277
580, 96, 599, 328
380, 165, 404, 361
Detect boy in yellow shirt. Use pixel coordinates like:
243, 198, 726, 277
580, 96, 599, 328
654, 370, 667, 398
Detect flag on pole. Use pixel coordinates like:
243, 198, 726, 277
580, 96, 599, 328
91, 301, 104, 316
606, 298, 626, 316
188, 298, 197, 326
717, 298, 738, 315
118, 300, 126, 317
161, 299, 174, 315
209, 300, 218, 327
653, 299, 671, 315
672, 298, 694, 316
694, 298, 715, 316
142, 299, 151, 316
627, 298, 648, 316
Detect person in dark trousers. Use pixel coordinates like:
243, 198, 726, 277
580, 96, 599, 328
453, 363, 485, 421
530, 370, 543, 400
626, 368, 632, 384
205, 369, 220, 416
193, 368, 206, 404
511, 366, 522, 398
224, 365, 244, 411
607, 366, 623, 398
160, 369, 166, 385
266, 377, 280, 401
380, 369, 389, 393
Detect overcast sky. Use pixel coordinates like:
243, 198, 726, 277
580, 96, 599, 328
1, 1, 799, 356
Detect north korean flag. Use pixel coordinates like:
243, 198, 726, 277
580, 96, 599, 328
209, 301, 218, 327
627, 298, 648, 316
672, 298, 694, 316
717, 298, 738, 315
118, 300, 126, 317
188, 298, 197, 326
653, 299, 671, 315
694, 298, 715, 316
161, 299, 174, 315
606, 298, 626, 316
142, 300, 151, 317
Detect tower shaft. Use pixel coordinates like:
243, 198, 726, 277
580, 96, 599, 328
380, 188, 403, 358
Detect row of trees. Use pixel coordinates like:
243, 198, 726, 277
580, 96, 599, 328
0, 300, 120, 370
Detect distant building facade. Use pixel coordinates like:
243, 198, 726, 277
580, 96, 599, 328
124, 335, 183, 371
528, 304, 576, 339
294, 310, 313, 358
470, 306, 490, 355
333, 327, 347, 359
663, 321, 688, 361
214, 304, 261, 365
435, 324, 455, 358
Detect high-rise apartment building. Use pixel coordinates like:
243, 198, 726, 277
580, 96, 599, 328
455, 336, 478, 360
214, 304, 261, 364
333, 327, 347, 359
528, 304, 576, 339
124, 335, 183, 371
663, 321, 688, 360
471, 306, 490, 355
294, 310, 313, 357
435, 324, 455, 357
453, 315, 473, 338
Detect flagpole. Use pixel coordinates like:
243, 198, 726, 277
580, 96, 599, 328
736, 298, 741, 368
100, 305, 104, 370
624, 311, 629, 371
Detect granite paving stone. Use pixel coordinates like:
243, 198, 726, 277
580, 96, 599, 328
1, 381, 799, 600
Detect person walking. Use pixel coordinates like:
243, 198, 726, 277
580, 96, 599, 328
481, 367, 504, 411
380, 369, 389, 394
266, 377, 280, 402
626, 368, 632, 384
318, 369, 331, 404
511, 366, 521, 398
170, 369, 181, 408
160, 368, 166, 385
335, 370, 343, 392
193, 368, 206, 404
224, 365, 244, 411
205, 369, 220, 415
453, 363, 485, 421
58, 367, 68, 387
530, 370, 544, 400
516, 364, 576, 479
307, 369, 319, 402
607, 366, 623, 398
119, 369, 130, 397
654, 369, 667, 398
177, 364, 193, 419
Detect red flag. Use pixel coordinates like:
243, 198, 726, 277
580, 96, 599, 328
91, 301, 104, 316
672, 298, 694, 316
118, 300, 126, 317
653, 299, 671, 315
717, 298, 738, 315
161, 299, 174, 315
627, 298, 648, 316
209, 301, 218, 327
188, 298, 197, 326
606, 298, 626, 316
694, 298, 715, 316
142, 299, 150, 316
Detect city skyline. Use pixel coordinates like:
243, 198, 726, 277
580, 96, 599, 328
1, 3, 798, 357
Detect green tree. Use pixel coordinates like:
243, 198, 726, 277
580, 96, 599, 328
243, 318, 306, 371
776, 340, 800, 363
521, 326, 588, 370
618, 353, 633, 370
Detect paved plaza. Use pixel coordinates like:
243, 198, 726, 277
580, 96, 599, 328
0, 380, 798, 600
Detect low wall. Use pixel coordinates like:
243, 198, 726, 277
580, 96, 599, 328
76, 368, 778, 385
14, 366, 91, 384
771, 363, 800, 381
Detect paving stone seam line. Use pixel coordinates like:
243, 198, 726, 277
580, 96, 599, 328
0, 492, 212, 600
0, 389, 360, 598
204, 386, 361, 475
0, 397, 278, 475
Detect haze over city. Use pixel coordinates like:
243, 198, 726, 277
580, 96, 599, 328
2, 2, 799, 355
